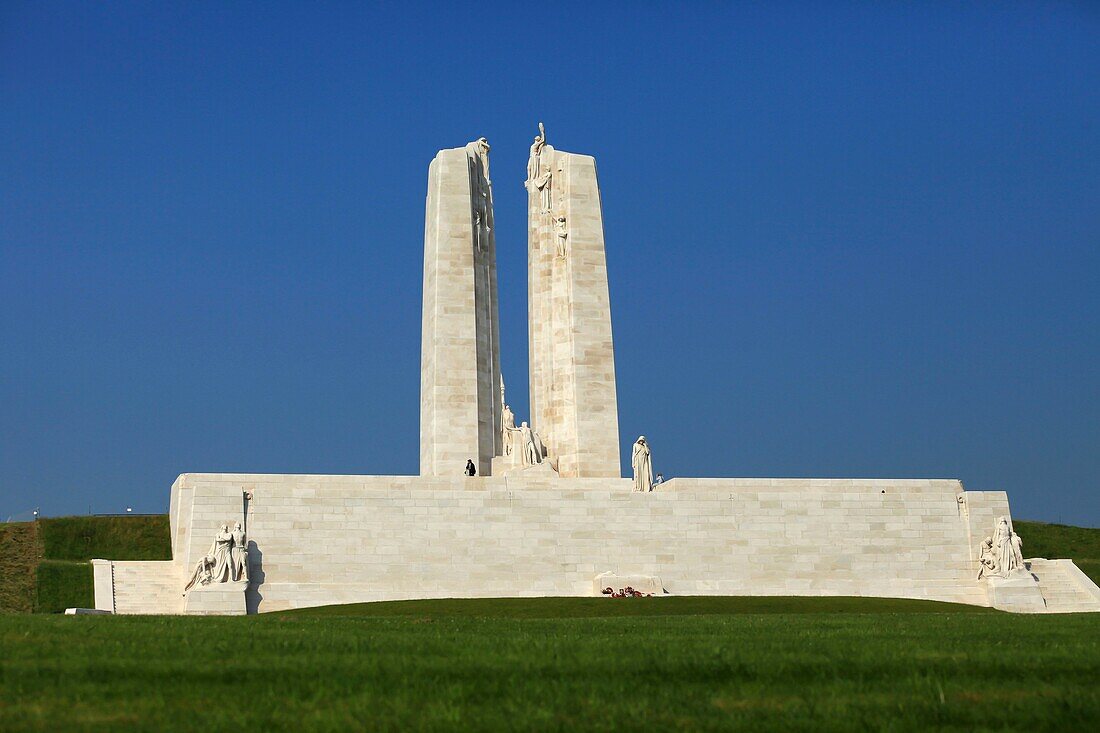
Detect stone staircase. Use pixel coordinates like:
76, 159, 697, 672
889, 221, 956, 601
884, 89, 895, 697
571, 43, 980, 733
1027, 559, 1100, 614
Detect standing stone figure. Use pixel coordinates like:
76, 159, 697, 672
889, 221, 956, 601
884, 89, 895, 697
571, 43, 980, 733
230, 521, 249, 582
526, 123, 553, 213
526, 122, 546, 183
519, 421, 541, 466
501, 403, 517, 456
632, 436, 653, 493
992, 516, 1025, 576
554, 215, 568, 258
469, 136, 491, 186
466, 137, 492, 253
210, 524, 234, 583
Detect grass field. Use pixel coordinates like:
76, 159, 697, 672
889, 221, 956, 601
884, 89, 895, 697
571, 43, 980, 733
2, 518, 1099, 729
1, 597, 1098, 731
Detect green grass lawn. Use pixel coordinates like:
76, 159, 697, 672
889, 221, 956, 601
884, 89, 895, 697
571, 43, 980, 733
1, 598, 1098, 731
3, 518, 1100, 729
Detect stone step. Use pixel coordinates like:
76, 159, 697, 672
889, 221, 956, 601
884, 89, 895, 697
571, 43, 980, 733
1026, 559, 1100, 614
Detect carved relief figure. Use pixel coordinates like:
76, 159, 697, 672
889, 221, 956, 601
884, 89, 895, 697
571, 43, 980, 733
535, 159, 553, 213
502, 403, 517, 456
632, 436, 653, 493
184, 524, 250, 593
231, 521, 249, 582
555, 215, 568, 258
526, 122, 546, 183
977, 537, 998, 580
525, 123, 553, 213
471, 137, 491, 186
531, 427, 546, 466
183, 554, 216, 593
466, 137, 492, 253
519, 421, 539, 466
210, 524, 234, 583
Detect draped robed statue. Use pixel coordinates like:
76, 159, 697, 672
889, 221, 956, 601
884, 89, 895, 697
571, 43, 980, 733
632, 436, 653, 493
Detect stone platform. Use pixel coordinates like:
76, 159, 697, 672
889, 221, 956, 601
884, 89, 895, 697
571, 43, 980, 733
90, 472, 1100, 615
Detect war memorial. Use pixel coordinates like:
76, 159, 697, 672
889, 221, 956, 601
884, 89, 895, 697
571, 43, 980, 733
90, 127, 1100, 617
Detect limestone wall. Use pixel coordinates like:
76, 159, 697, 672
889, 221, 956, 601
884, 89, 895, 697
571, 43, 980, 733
112, 561, 184, 615
130, 473, 1010, 614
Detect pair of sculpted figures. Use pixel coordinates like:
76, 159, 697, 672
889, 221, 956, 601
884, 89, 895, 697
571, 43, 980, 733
977, 516, 1026, 580
525, 122, 568, 258
501, 402, 546, 467
183, 522, 249, 593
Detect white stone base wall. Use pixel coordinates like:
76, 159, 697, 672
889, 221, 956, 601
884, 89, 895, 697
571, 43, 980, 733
98, 473, 1040, 614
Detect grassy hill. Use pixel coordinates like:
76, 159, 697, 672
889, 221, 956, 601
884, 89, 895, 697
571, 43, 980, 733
0, 515, 171, 614
0, 522, 37, 614
1015, 520, 1100, 584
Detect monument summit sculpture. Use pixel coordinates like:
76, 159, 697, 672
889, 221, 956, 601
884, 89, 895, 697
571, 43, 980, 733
91, 125, 1100, 616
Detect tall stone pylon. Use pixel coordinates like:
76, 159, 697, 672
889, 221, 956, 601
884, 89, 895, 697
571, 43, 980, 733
526, 125, 621, 477
420, 139, 502, 477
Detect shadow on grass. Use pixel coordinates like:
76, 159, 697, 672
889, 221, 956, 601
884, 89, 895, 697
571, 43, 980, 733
270, 595, 998, 620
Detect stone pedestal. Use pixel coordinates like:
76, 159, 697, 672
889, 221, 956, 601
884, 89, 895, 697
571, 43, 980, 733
184, 581, 248, 615
986, 573, 1046, 613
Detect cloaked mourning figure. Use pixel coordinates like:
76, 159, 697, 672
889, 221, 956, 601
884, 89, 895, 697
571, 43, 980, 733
518, 421, 546, 467
992, 516, 1025, 575
632, 436, 653, 493
183, 522, 249, 594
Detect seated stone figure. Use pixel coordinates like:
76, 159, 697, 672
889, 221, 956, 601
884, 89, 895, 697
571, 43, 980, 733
977, 537, 998, 580
183, 554, 216, 594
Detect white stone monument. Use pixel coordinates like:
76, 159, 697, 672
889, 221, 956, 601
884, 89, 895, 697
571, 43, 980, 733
90, 128, 1100, 617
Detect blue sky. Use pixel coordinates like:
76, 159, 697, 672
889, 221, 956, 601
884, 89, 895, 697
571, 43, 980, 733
1, 2, 1097, 525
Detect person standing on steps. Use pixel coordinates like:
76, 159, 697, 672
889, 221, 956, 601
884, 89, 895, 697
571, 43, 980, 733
465, 459, 477, 477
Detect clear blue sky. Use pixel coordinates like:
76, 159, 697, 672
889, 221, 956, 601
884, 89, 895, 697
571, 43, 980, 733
2, 2, 1097, 525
